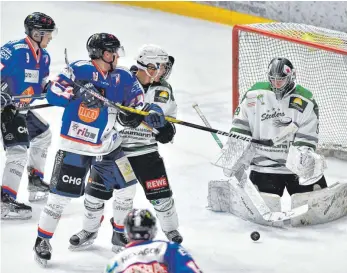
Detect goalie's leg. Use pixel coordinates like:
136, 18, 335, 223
249, 171, 287, 196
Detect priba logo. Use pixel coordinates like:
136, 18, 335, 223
78, 104, 100, 123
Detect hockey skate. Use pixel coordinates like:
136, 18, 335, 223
27, 168, 50, 203
164, 230, 183, 244
69, 229, 98, 251
110, 217, 128, 253
1, 190, 32, 220
34, 236, 52, 267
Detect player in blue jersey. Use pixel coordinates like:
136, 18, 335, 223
1, 12, 58, 220
33, 33, 166, 266
104, 209, 203, 273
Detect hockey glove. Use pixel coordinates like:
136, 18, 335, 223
74, 82, 104, 109
143, 103, 165, 128
1, 81, 13, 108
117, 110, 144, 128
1, 104, 17, 123
155, 122, 176, 144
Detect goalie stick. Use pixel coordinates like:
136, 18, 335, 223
192, 102, 308, 222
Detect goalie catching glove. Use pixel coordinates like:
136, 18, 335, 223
286, 145, 327, 185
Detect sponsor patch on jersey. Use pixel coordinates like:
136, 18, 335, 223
289, 96, 307, 113
67, 121, 99, 143
13, 43, 29, 50
145, 177, 168, 190
20, 86, 34, 104
1, 47, 12, 60
154, 90, 169, 103
24, 69, 39, 83
78, 104, 100, 123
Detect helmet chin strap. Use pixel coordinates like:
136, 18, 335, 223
101, 54, 115, 72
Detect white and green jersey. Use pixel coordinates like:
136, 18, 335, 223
119, 79, 177, 157
232, 82, 319, 174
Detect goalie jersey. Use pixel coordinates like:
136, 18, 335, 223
231, 82, 319, 174
104, 240, 202, 273
119, 78, 177, 156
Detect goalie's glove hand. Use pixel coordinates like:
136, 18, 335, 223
155, 122, 175, 144
143, 103, 165, 128
73, 82, 104, 109
117, 110, 144, 128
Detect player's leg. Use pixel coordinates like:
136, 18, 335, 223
128, 151, 182, 244
34, 150, 91, 265
26, 110, 52, 202
1, 111, 32, 219
286, 174, 328, 195
249, 171, 287, 197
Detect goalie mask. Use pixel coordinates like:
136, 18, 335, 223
124, 209, 157, 241
136, 44, 170, 81
268, 57, 296, 100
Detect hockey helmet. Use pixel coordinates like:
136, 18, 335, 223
124, 209, 157, 241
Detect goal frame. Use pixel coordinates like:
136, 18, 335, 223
232, 24, 347, 113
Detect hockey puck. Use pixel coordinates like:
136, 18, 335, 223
250, 231, 260, 241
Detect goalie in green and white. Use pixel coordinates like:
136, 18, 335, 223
210, 57, 347, 226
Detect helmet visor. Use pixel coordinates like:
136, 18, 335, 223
107, 45, 125, 57
39, 27, 58, 38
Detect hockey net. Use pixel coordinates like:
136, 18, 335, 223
232, 23, 347, 160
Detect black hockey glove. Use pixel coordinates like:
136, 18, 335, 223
155, 122, 176, 144
143, 103, 165, 128
1, 81, 13, 108
117, 110, 144, 128
74, 82, 104, 109
1, 104, 17, 123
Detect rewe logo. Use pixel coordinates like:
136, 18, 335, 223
145, 178, 168, 190
18, 126, 28, 134
62, 175, 82, 185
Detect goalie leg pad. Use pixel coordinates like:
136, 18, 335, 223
207, 179, 283, 227
291, 182, 347, 226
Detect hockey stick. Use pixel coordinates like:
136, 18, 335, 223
12, 94, 47, 100
16, 103, 53, 111
63, 48, 159, 134
192, 103, 308, 222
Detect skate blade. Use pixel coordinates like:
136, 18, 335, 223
1, 210, 32, 220
28, 192, 49, 203
68, 240, 95, 251
112, 245, 125, 254
34, 253, 48, 268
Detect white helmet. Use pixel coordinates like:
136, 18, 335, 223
136, 44, 169, 69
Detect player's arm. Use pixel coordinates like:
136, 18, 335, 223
154, 84, 177, 144
1, 45, 17, 79
286, 99, 325, 181
230, 93, 252, 137
164, 243, 203, 273
46, 66, 76, 107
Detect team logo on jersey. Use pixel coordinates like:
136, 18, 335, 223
0, 62, 4, 71
20, 86, 34, 104
111, 73, 120, 86
257, 94, 265, 105
93, 72, 98, 82
261, 108, 285, 121
289, 96, 307, 113
154, 90, 169, 103
78, 104, 100, 123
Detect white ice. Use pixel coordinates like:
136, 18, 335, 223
1, 2, 346, 273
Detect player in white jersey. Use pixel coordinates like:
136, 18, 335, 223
104, 209, 202, 273
231, 57, 328, 196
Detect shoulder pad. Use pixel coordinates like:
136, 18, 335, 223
72, 60, 93, 67
115, 66, 134, 77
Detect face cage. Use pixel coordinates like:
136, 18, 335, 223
268, 74, 293, 99
161, 61, 173, 80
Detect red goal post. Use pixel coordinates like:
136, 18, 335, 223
232, 23, 347, 158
